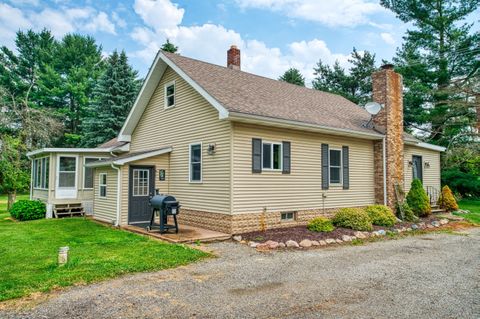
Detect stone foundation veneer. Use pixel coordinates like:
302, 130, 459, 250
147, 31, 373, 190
178, 208, 366, 234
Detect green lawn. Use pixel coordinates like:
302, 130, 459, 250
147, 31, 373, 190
0, 194, 208, 301
456, 199, 480, 224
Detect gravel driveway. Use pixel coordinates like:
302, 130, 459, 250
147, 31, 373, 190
2, 228, 479, 319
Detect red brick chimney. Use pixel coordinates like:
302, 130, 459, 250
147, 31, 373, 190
227, 45, 240, 70
372, 64, 404, 208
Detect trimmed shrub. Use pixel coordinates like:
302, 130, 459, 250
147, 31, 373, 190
332, 208, 373, 231
307, 217, 335, 232
406, 179, 431, 217
437, 185, 459, 212
10, 200, 46, 221
365, 205, 396, 227
396, 202, 417, 222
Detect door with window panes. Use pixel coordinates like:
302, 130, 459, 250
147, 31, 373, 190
128, 166, 155, 224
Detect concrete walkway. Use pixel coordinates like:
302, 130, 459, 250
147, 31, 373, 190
1, 228, 479, 319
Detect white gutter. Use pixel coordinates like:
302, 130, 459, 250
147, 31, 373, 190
110, 164, 121, 227
227, 111, 384, 140
27, 147, 113, 157
383, 137, 387, 206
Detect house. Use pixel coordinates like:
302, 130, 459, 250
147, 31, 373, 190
27, 46, 445, 234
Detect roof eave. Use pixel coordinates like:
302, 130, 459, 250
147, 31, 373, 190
227, 111, 384, 140
26, 148, 114, 158
85, 147, 173, 168
404, 140, 446, 152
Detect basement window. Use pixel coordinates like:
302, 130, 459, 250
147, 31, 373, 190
281, 212, 295, 221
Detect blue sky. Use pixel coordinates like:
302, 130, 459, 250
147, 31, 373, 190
0, 0, 477, 85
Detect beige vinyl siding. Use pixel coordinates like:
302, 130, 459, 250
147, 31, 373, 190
404, 145, 441, 192
128, 66, 231, 219
119, 154, 170, 225
93, 167, 118, 223
232, 123, 376, 214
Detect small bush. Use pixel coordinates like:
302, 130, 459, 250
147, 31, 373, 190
365, 205, 396, 227
10, 200, 46, 221
396, 202, 417, 222
332, 208, 373, 231
307, 217, 335, 232
437, 185, 459, 212
406, 179, 431, 217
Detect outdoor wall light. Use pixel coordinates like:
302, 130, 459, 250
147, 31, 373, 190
408, 160, 413, 167
424, 161, 430, 168
208, 143, 217, 155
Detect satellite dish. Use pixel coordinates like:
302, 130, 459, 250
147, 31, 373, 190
365, 101, 382, 115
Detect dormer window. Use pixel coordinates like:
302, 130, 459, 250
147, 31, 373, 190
164, 81, 175, 109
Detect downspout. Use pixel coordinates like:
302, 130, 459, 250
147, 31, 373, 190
110, 163, 122, 227
382, 137, 387, 206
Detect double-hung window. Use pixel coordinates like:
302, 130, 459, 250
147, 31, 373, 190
329, 149, 342, 184
99, 173, 107, 198
164, 81, 175, 108
58, 156, 77, 188
189, 143, 202, 182
33, 157, 49, 189
262, 142, 282, 170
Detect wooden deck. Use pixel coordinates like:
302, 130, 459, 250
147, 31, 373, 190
123, 223, 231, 244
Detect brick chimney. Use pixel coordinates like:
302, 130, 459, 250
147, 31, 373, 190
227, 45, 240, 70
372, 64, 404, 208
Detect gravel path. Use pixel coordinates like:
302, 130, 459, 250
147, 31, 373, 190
1, 228, 479, 319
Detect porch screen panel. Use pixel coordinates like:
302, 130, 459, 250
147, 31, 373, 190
58, 157, 76, 187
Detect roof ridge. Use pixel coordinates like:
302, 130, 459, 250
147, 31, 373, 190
161, 50, 357, 103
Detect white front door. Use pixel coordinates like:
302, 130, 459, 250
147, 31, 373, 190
56, 155, 78, 199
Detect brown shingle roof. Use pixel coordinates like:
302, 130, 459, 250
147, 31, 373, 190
97, 137, 128, 149
163, 51, 375, 135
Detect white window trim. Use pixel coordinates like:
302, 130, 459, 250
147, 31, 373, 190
99, 173, 107, 198
83, 157, 103, 190
33, 156, 49, 190
55, 154, 78, 199
281, 212, 295, 221
164, 80, 176, 109
189, 142, 203, 183
132, 168, 150, 197
329, 148, 343, 185
261, 141, 283, 171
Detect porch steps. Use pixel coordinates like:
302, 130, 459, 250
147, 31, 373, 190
53, 203, 85, 218
431, 205, 446, 214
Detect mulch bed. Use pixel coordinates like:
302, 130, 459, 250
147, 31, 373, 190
241, 215, 441, 243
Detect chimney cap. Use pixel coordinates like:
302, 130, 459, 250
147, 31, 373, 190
230, 45, 238, 49
381, 63, 394, 70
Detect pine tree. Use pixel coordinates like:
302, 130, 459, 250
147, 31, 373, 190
278, 68, 305, 86
161, 39, 178, 53
81, 50, 141, 147
312, 48, 376, 106
381, 0, 480, 146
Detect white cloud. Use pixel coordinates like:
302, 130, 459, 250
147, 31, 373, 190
0, 4, 116, 48
380, 32, 395, 45
130, 1, 350, 86
8, 0, 40, 6
112, 12, 127, 29
133, 0, 184, 31
235, 0, 385, 27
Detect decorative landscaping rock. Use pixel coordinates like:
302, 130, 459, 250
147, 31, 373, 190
233, 235, 242, 242
411, 224, 419, 230
286, 240, 300, 248
377, 230, 386, 236
264, 240, 279, 249
406, 228, 412, 232
299, 239, 313, 248
439, 219, 449, 225
354, 231, 367, 239
431, 221, 440, 227
311, 240, 320, 246
351, 236, 357, 240
371, 231, 379, 237
325, 238, 336, 244
418, 222, 426, 229
249, 242, 259, 248
342, 235, 353, 242
335, 239, 343, 244
278, 242, 286, 248
319, 240, 327, 246
427, 224, 434, 229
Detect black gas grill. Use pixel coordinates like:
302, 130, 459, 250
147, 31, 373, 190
147, 190, 180, 233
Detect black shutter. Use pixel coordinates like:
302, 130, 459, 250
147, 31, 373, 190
252, 138, 262, 173
321, 143, 329, 190
282, 141, 291, 174
342, 146, 349, 189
